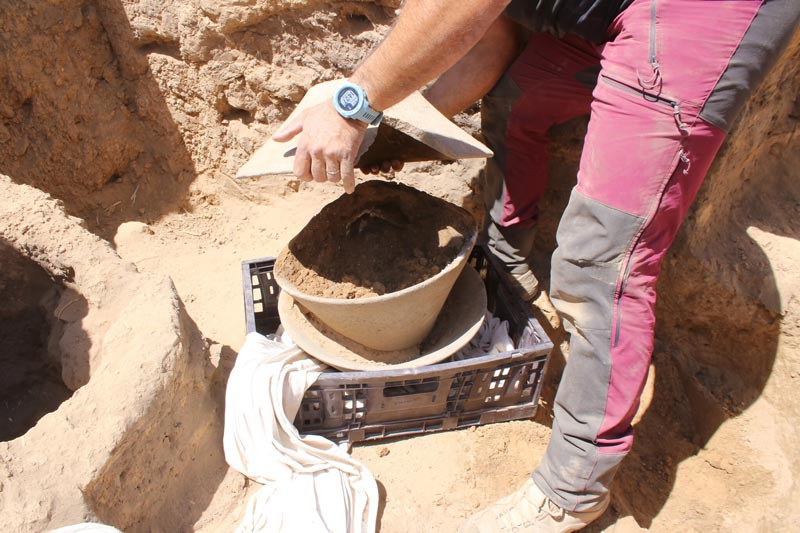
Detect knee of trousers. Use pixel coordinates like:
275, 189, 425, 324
484, 217, 536, 274
549, 189, 645, 337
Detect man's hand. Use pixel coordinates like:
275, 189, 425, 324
272, 101, 368, 194
272, 0, 509, 192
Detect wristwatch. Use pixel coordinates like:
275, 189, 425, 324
332, 81, 383, 125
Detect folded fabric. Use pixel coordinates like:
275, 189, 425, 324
454, 311, 514, 360
223, 333, 378, 533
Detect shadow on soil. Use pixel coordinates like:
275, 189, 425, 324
0, 240, 85, 442
0, 0, 196, 242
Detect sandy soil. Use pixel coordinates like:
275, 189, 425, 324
0, 2, 798, 532
277, 180, 474, 298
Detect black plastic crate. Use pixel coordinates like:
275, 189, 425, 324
242, 245, 553, 446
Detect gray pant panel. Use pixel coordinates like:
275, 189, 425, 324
480, 73, 536, 276
532, 188, 644, 511
699, 0, 800, 131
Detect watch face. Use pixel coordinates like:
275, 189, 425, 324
338, 87, 360, 112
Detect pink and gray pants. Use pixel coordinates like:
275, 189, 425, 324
483, 0, 799, 511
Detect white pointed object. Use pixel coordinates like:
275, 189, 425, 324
236, 80, 493, 179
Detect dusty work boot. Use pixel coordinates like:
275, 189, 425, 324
459, 479, 609, 533
485, 220, 540, 301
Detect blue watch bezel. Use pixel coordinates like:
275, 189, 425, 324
333, 82, 383, 125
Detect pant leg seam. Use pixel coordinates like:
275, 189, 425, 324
571, 188, 645, 220
598, 146, 684, 447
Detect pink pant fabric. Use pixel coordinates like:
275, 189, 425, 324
500, 34, 602, 227
501, 0, 767, 511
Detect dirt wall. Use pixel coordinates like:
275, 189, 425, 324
527, 28, 800, 530
628, 30, 800, 530
0, 176, 226, 532
0, 0, 400, 237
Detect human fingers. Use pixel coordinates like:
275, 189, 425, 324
356, 164, 377, 175
325, 156, 342, 183
341, 158, 356, 194
272, 113, 304, 142
310, 154, 327, 183
293, 144, 312, 182
359, 162, 401, 175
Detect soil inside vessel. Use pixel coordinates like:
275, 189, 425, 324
276, 180, 476, 298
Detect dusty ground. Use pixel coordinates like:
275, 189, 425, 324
1, 1, 799, 532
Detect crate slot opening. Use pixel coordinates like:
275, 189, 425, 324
383, 378, 439, 397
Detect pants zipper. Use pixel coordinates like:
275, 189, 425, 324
610, 0, 691, 346
603, 73, 692, 346
600, 75, 689, 136
636, 0, 662, 91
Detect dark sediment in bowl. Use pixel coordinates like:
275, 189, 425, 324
275, 180, 476, 300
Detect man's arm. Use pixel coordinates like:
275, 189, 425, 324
363, 15, 524, 174
402, 14, 524, 118
350, 0, 513, 111
273, 0, 511, 192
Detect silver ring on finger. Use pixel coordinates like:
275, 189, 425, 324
326, 169, 340, 176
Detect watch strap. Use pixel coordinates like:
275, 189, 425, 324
358, 107, 383, 125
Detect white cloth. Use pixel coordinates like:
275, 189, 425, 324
454, 311, 514, 360
48, 525, 122, 533
223, 332, 379, 533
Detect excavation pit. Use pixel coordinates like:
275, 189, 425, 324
0, 177, 222, 533
0, 241, 75, 442
0, 1, 796, 530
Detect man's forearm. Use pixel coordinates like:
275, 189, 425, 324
424, 15, 524, 117
351, 0, 511, 111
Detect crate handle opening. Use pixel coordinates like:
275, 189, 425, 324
383, 381, 439, 397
